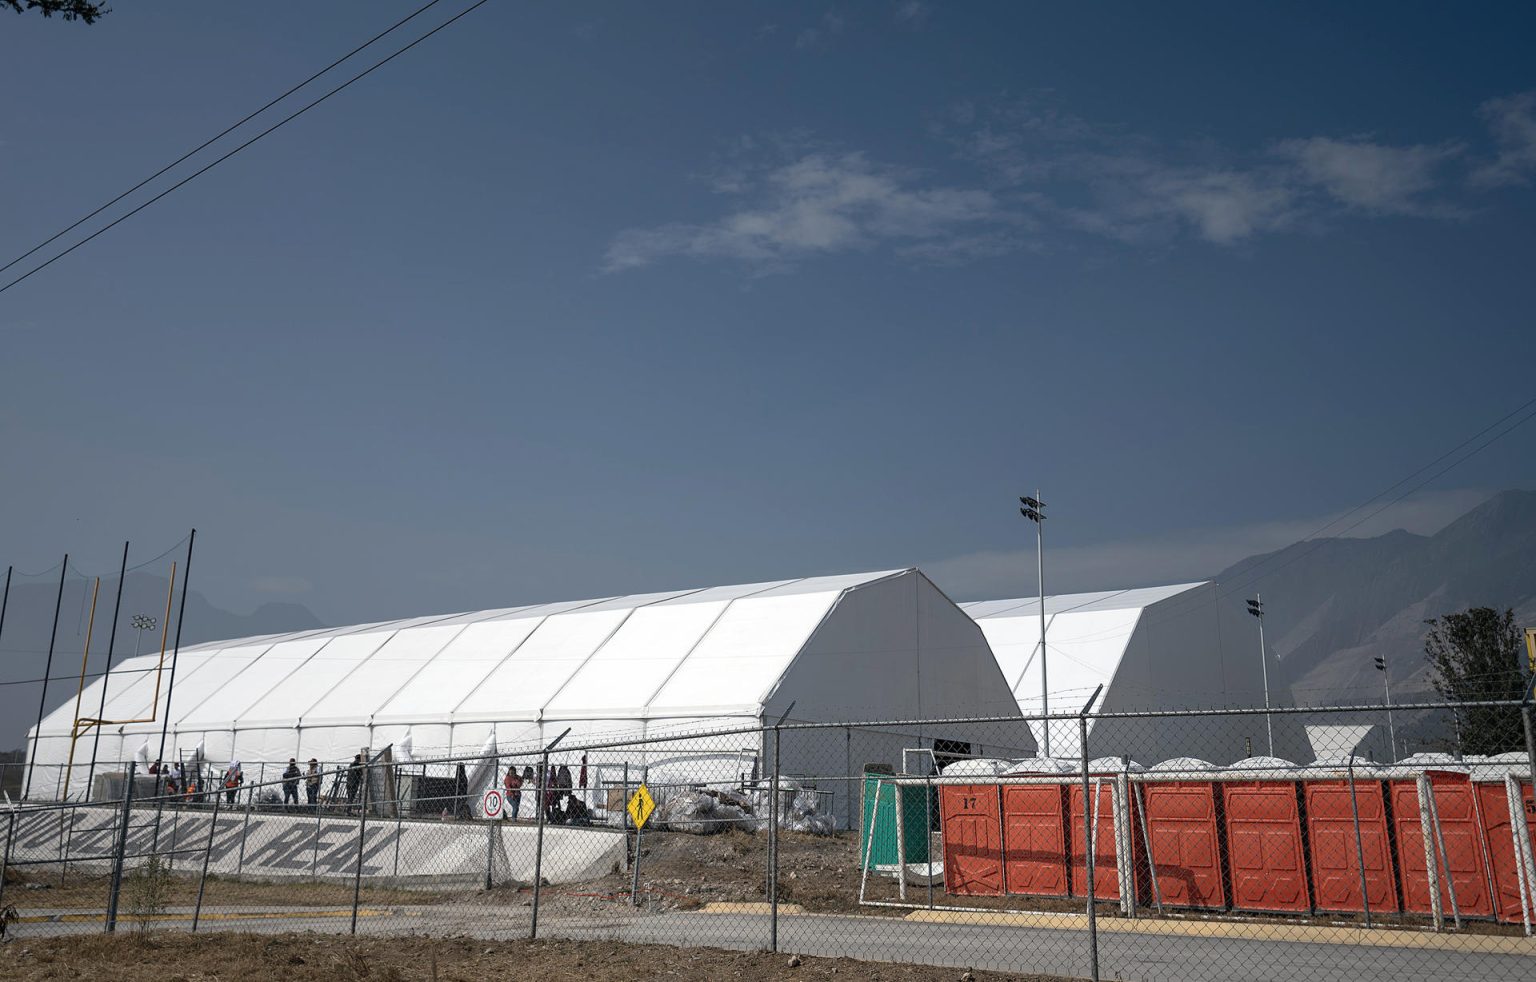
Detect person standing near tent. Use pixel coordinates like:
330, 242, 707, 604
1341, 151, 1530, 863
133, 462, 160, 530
282, 758, 302, 810
503, 764, 523, 821
165, 761, 182, 798
222, 761, 243, 806
305, 758, 322, 810
346, 753, 365, 813
555, 764, 573, 821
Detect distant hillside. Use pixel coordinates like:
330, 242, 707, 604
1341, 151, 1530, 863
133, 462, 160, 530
0, 571, 322, 749
1214, 489, 1536, 714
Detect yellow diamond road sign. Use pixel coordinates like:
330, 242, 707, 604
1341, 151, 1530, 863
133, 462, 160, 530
627, 783, 656, 829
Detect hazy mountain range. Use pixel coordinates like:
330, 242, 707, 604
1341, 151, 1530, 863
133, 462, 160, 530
0, 572, 323, 750
3, 490, 1531, 751
1215, 488, 1536, 706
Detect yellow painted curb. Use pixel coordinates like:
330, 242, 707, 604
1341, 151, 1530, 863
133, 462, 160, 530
698, 902, 806, 916
18, 908, 393, 925
902, 909, 1536, 955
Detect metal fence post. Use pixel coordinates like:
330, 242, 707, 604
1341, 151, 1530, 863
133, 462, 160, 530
768, 704, 793, 953
192, 783, 223, 931
530, 728, 570, 941
1345, 754, 1372, 928
350, 752, 375, 936
235, 768, 256, 875
630, 765, 647, 906
105, 761, 136, 934
484, 794, 496, 890
1078, 687, 1103, 982
924, 769, 935, 910
0, 811, 15, 911
769, 723, 780, 951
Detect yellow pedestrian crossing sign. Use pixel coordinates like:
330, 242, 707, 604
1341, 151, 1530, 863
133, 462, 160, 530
627, 783, 656, 829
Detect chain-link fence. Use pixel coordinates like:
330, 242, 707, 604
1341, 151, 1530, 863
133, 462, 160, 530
4, 701, 1534, 981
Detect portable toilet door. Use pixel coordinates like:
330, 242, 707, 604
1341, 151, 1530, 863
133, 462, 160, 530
1469, 756, 1536, 925
1220, 757, 1309, 914
860, 771, 931, 870
940, 784, 1004, 896
1388, 767, 1496, 919
1301, 759, 1400, 915
1140, 759, 1227, 911
1002, 776, 1069, 898
1068, 758, 1144, 903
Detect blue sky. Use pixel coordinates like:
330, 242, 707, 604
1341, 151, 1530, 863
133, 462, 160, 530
2, 1, 1535, 624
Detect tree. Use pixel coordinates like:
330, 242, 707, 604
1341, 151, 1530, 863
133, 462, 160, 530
3, 1, 109, 22
1423, 606, 1528, 755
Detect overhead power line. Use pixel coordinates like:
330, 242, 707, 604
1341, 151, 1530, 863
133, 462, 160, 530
0, 0, 493, 297
0, 0, 450, 281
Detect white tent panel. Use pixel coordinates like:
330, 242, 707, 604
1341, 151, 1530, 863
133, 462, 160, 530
542, 599, 730, 717
301, 622, 472, 724
164, 641, 281, 728
453, 608, 633, 719
378, 613, 551, 721
239, 631, 398, 726
648, 591, 839, 714
179, 635, 335, 729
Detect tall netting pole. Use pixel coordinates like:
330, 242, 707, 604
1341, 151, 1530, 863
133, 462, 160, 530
24, 555, 68, 801
154, 530, 196, 775
85, 541, 130, 800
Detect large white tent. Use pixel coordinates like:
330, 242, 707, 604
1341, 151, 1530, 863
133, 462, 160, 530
961, 582, 1309, 763
28, 568, 1027, 820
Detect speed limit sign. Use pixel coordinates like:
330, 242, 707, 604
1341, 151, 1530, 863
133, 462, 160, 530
481, 788, 504, 818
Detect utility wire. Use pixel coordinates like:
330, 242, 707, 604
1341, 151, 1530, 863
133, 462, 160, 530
0, 0, 493, 297
0, 0, 450, 280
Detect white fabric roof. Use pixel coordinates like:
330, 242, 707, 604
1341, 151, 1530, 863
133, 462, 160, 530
959, 582, 1208, 714
41, 570, 909, 739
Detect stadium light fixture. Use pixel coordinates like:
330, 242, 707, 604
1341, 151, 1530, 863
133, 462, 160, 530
1245, 595, 1274, 756
1019, 492, 1050, 756
1374, 653, 1398, 762
130, 613, 157, 658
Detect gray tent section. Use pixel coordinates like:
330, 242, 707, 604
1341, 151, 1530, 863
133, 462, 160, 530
962, 582, 1309, 763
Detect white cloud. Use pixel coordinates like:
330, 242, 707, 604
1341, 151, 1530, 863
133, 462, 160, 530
609, 92, 1536, 272
605, 151, 1017, 271
894, 1, 929, 28
1471, 91, 1536, 188
924, 488, 1495, 602
795, 10, 846, 51
1278, 136, 1460, 213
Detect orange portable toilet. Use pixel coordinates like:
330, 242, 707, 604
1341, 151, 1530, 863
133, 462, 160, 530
1301, 757, 1400, 915
940, 783, 1004, 896
1000, 758, 1071, 898
1068, 757, 1145, 903
1220, 757, 1309, 914
1469, 754, 1536, 925
1140, 758, 1226, 911
1386, 757, 1496, 920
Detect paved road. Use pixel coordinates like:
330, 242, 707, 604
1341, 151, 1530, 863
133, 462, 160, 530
13, 903, 1533, 982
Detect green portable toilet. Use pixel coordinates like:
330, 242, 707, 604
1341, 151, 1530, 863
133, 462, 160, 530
859, 769, 931, 869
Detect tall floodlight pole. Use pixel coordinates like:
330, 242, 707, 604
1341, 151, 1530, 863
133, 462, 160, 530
1245, 595, 1274, 756
1373, 654, 1398, 762
130, 614, 158, 658
1019, 493, 1049, 756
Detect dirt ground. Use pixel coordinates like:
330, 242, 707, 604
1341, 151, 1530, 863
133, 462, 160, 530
0, 933, 1063, 982
7, 826, 1525, 938
3, 864, 447, 910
